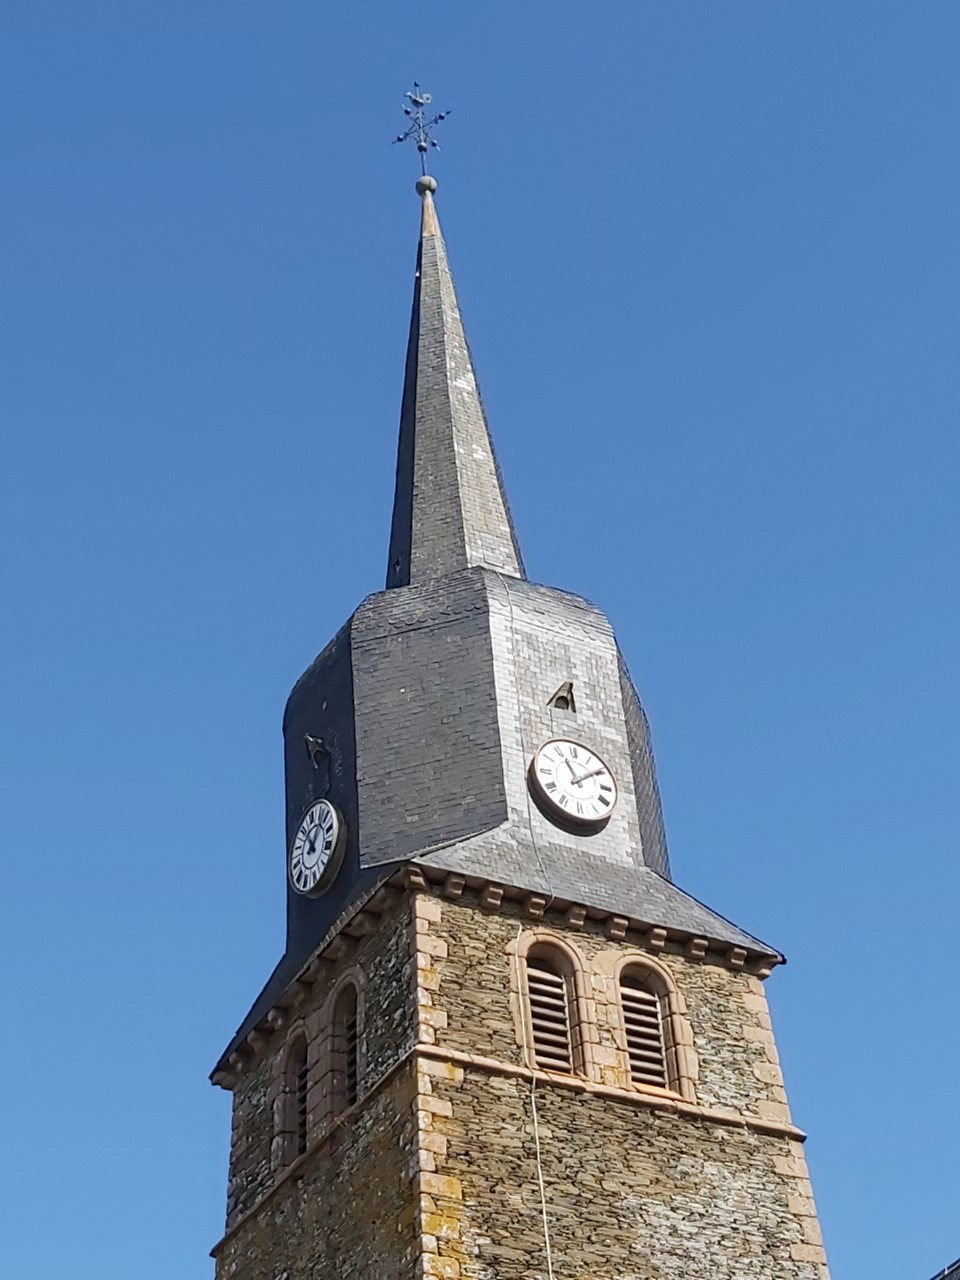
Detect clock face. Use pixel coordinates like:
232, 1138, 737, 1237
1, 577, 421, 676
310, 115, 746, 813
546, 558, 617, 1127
529, 739, 618, 826
289, 800, 345, 896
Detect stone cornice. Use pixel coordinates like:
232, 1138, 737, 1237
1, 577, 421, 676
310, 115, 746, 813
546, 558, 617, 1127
211, 866, 780, 1089
411, 864, 781, 974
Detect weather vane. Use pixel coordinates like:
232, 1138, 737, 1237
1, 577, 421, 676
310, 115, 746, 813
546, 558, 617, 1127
393, 82, 450, 174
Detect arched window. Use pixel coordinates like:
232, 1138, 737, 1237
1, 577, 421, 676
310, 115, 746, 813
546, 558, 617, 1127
524, 948, 578, 1074
280, 1032, 309, 1163
331, 984, 359, 1113
619, 966, 668, 1089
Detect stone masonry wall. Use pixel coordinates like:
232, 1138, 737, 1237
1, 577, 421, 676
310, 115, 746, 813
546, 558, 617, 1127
216, 1058, 418, 1280
411, 891, 830, 1280
212, 885, 829, 1280
216, 893, 418, 1268
430, 897, 791, 1122
433, 1067, 824, 1280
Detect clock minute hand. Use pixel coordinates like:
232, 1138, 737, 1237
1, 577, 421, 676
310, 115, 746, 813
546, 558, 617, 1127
577, 765, 606, 783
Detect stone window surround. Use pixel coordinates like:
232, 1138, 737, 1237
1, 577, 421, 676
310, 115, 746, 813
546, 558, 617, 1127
508, 928, 697, 1103
512, 931, 593, 1080
272, 1029, 309, 1171
605, 950, 698, 1102
329, 976, 361, 1113
519, 933, 591, 1075
270, 966, 368, 1174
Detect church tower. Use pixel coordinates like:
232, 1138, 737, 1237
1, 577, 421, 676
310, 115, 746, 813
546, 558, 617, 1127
210, 173, 831, 1280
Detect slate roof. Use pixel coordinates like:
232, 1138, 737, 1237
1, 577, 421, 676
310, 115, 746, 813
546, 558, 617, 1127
386, 178, 525, 589
212, 177, 782, 1072
422, 844, 775, 956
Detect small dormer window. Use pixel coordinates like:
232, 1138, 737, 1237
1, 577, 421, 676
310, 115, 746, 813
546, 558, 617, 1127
547, 681, 576, 713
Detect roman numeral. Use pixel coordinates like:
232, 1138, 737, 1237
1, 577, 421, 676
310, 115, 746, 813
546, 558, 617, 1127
545, 781, 557, 792
598, 795, 610, 807
558, 794, 569, 808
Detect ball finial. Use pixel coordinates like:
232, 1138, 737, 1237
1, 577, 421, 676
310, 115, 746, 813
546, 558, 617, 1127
416, 175, 438, 196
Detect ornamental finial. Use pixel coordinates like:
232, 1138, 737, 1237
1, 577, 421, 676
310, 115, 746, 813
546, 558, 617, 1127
393, 82, 450, 176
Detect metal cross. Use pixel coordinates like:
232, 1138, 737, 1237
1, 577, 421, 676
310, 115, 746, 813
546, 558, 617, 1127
393, 82, 450, 174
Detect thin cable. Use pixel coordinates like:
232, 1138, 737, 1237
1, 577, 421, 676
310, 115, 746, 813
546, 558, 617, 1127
498, 571, 557, 1276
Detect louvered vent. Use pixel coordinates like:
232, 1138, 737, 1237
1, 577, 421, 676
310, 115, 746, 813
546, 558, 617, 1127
344, 1004, 359, 1106
620, 974, 667, 1087
295, 1055, 309, 1154
333, 986, 360, 1112
284, 1035, 309, 1160
527, 956, 573, 1072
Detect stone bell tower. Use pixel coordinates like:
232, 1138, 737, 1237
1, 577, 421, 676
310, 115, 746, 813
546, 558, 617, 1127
209, 173, 831, 1280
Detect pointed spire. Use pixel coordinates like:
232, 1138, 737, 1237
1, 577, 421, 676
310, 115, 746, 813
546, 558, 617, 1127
386, 176, 525, 589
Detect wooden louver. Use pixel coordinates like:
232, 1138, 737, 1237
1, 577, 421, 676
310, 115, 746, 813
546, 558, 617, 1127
526, 956, 573, 1072
620, 974, 667, 1087
295, 1054, 309, 1154
333, 986, 359, 1112
344, 1001, 359, 1106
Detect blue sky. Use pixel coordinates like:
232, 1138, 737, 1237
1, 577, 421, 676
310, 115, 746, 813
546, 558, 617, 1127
1, 4, 957, 1278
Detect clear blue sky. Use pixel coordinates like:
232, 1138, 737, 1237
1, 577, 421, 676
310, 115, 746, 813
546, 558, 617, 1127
1, 4, 957, 1277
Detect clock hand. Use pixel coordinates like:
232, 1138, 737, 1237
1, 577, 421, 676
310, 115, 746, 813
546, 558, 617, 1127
577, 766, 606, 782
565, 758, 586, 786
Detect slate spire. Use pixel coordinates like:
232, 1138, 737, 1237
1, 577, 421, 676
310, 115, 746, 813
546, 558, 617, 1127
386, 176, 525, 589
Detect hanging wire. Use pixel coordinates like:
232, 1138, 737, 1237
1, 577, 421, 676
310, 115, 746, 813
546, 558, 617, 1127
498, 568, 558, 1280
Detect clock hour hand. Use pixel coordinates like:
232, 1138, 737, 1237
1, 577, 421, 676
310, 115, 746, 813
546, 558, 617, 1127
577, 765, 606, 783
565, 758, 586, 786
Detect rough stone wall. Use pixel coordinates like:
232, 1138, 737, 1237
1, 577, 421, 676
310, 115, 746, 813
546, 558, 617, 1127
213, 887, 829, 1280
430, 897, 790, 1123
219, 894, 416, 1236
412, 891, 829, 1280
216, 1060, 418, 1280
435, 1068, 825, 1280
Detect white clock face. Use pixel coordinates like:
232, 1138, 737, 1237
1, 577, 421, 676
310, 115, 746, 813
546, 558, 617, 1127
529, 739, 618, 826
289, 800, 345, 896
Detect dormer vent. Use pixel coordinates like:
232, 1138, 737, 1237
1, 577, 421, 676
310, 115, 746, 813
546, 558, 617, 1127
548, 682, 576, 713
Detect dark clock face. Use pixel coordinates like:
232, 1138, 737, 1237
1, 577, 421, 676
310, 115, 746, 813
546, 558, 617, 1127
529, 738, 618, 826
289, 799, 345, 896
